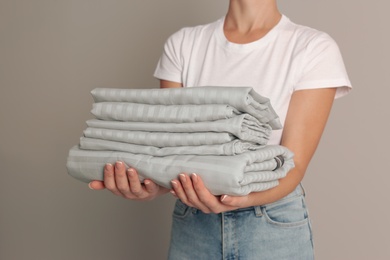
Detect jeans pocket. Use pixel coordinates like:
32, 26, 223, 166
172, 199, 191, 218
263, 195, 309, 228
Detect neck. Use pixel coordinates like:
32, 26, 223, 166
225, 0, 281, 33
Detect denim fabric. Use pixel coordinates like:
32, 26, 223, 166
168, 184, 314, 260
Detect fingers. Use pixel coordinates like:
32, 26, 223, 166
190, 173, 229, 213
102, 162, 151, 200
104, 163, 123, 197
115, 162, 131, 195
127, 168, 146, 198
190, 173, 246, 210
172, 173, 211, 214
170, 179, 190, 205
170, 173, 245, 214
178, 174, 198, 204
190, 173, 221, 211
93, 161, 165, 201
127, 168, 161, 196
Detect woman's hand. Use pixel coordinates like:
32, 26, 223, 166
170, 173, 251, 214
88, 161, 169, 201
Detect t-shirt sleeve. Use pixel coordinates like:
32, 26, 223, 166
294, 32, 352, 99
153, 29, 184, 83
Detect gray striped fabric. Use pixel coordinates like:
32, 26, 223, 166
83, 128, 236, 147
86, 115, 271, 144
91, 103, 239, 123
80, 137, 263, 156
67, 145, 294, 196
67, 87, 293, 195
91, 87, 282, 129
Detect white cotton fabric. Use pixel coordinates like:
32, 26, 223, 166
154, 14, 352, 145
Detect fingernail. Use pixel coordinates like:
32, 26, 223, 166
105, 163, 112, 170
191, 173, 198, 183
127, 168, 135, 176
88, 182, 94, 190
115, 161, 123, 168
171, 180, 178, 187
144, 180, 150, 185
170, 190, 177, 196
179, 174, 186, 183
221, 195, 228, 202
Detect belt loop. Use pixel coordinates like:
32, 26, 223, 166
300, 183, 306, 197
254, 206, 263, 217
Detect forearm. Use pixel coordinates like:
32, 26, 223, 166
246, 89, 336, 206
246, 166, 305, 206
169, 88, 337, 213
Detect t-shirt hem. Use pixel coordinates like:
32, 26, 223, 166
153, 71, 182, 84
294, 79, 352, 99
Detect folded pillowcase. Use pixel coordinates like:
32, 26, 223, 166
91, 87, 282, 129
80, 137, 264, 156
66, 145, 294, 196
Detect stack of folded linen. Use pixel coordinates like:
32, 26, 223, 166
66, 87, 295, 196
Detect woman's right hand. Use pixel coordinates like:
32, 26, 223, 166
88, 161, 169, 201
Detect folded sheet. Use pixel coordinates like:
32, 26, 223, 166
80, 137, 264, 156
66, 145, 294, 196
86, 115, 271, 144
83, 127, 236, 147
91, 103, 240, 123
91, 87, 282, 129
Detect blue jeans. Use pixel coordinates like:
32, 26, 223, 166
168, 184, 314, 260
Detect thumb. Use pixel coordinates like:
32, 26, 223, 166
220, 194, 246, 207
220, 195, 233, 205
88, 180, 105, 190
144, 179, 158, 193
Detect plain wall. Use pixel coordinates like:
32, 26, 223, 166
0, 0, 388, 259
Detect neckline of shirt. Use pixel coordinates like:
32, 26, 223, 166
214, 14, 289, 52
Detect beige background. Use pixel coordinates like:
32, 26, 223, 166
0, 0, 389, 259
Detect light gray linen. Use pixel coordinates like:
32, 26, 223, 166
91, 87, 282, 129
91, 103, 240, 123
86, 115, 271, 144
80, 137, 264, 156
83, 127, 236, 147
66, 145, 294, 196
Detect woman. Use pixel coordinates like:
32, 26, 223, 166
89, 0, 351, 259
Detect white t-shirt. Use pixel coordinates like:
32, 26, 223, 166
154, 15, 352, 145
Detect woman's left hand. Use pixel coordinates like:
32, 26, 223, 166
170, 173, 251, 214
